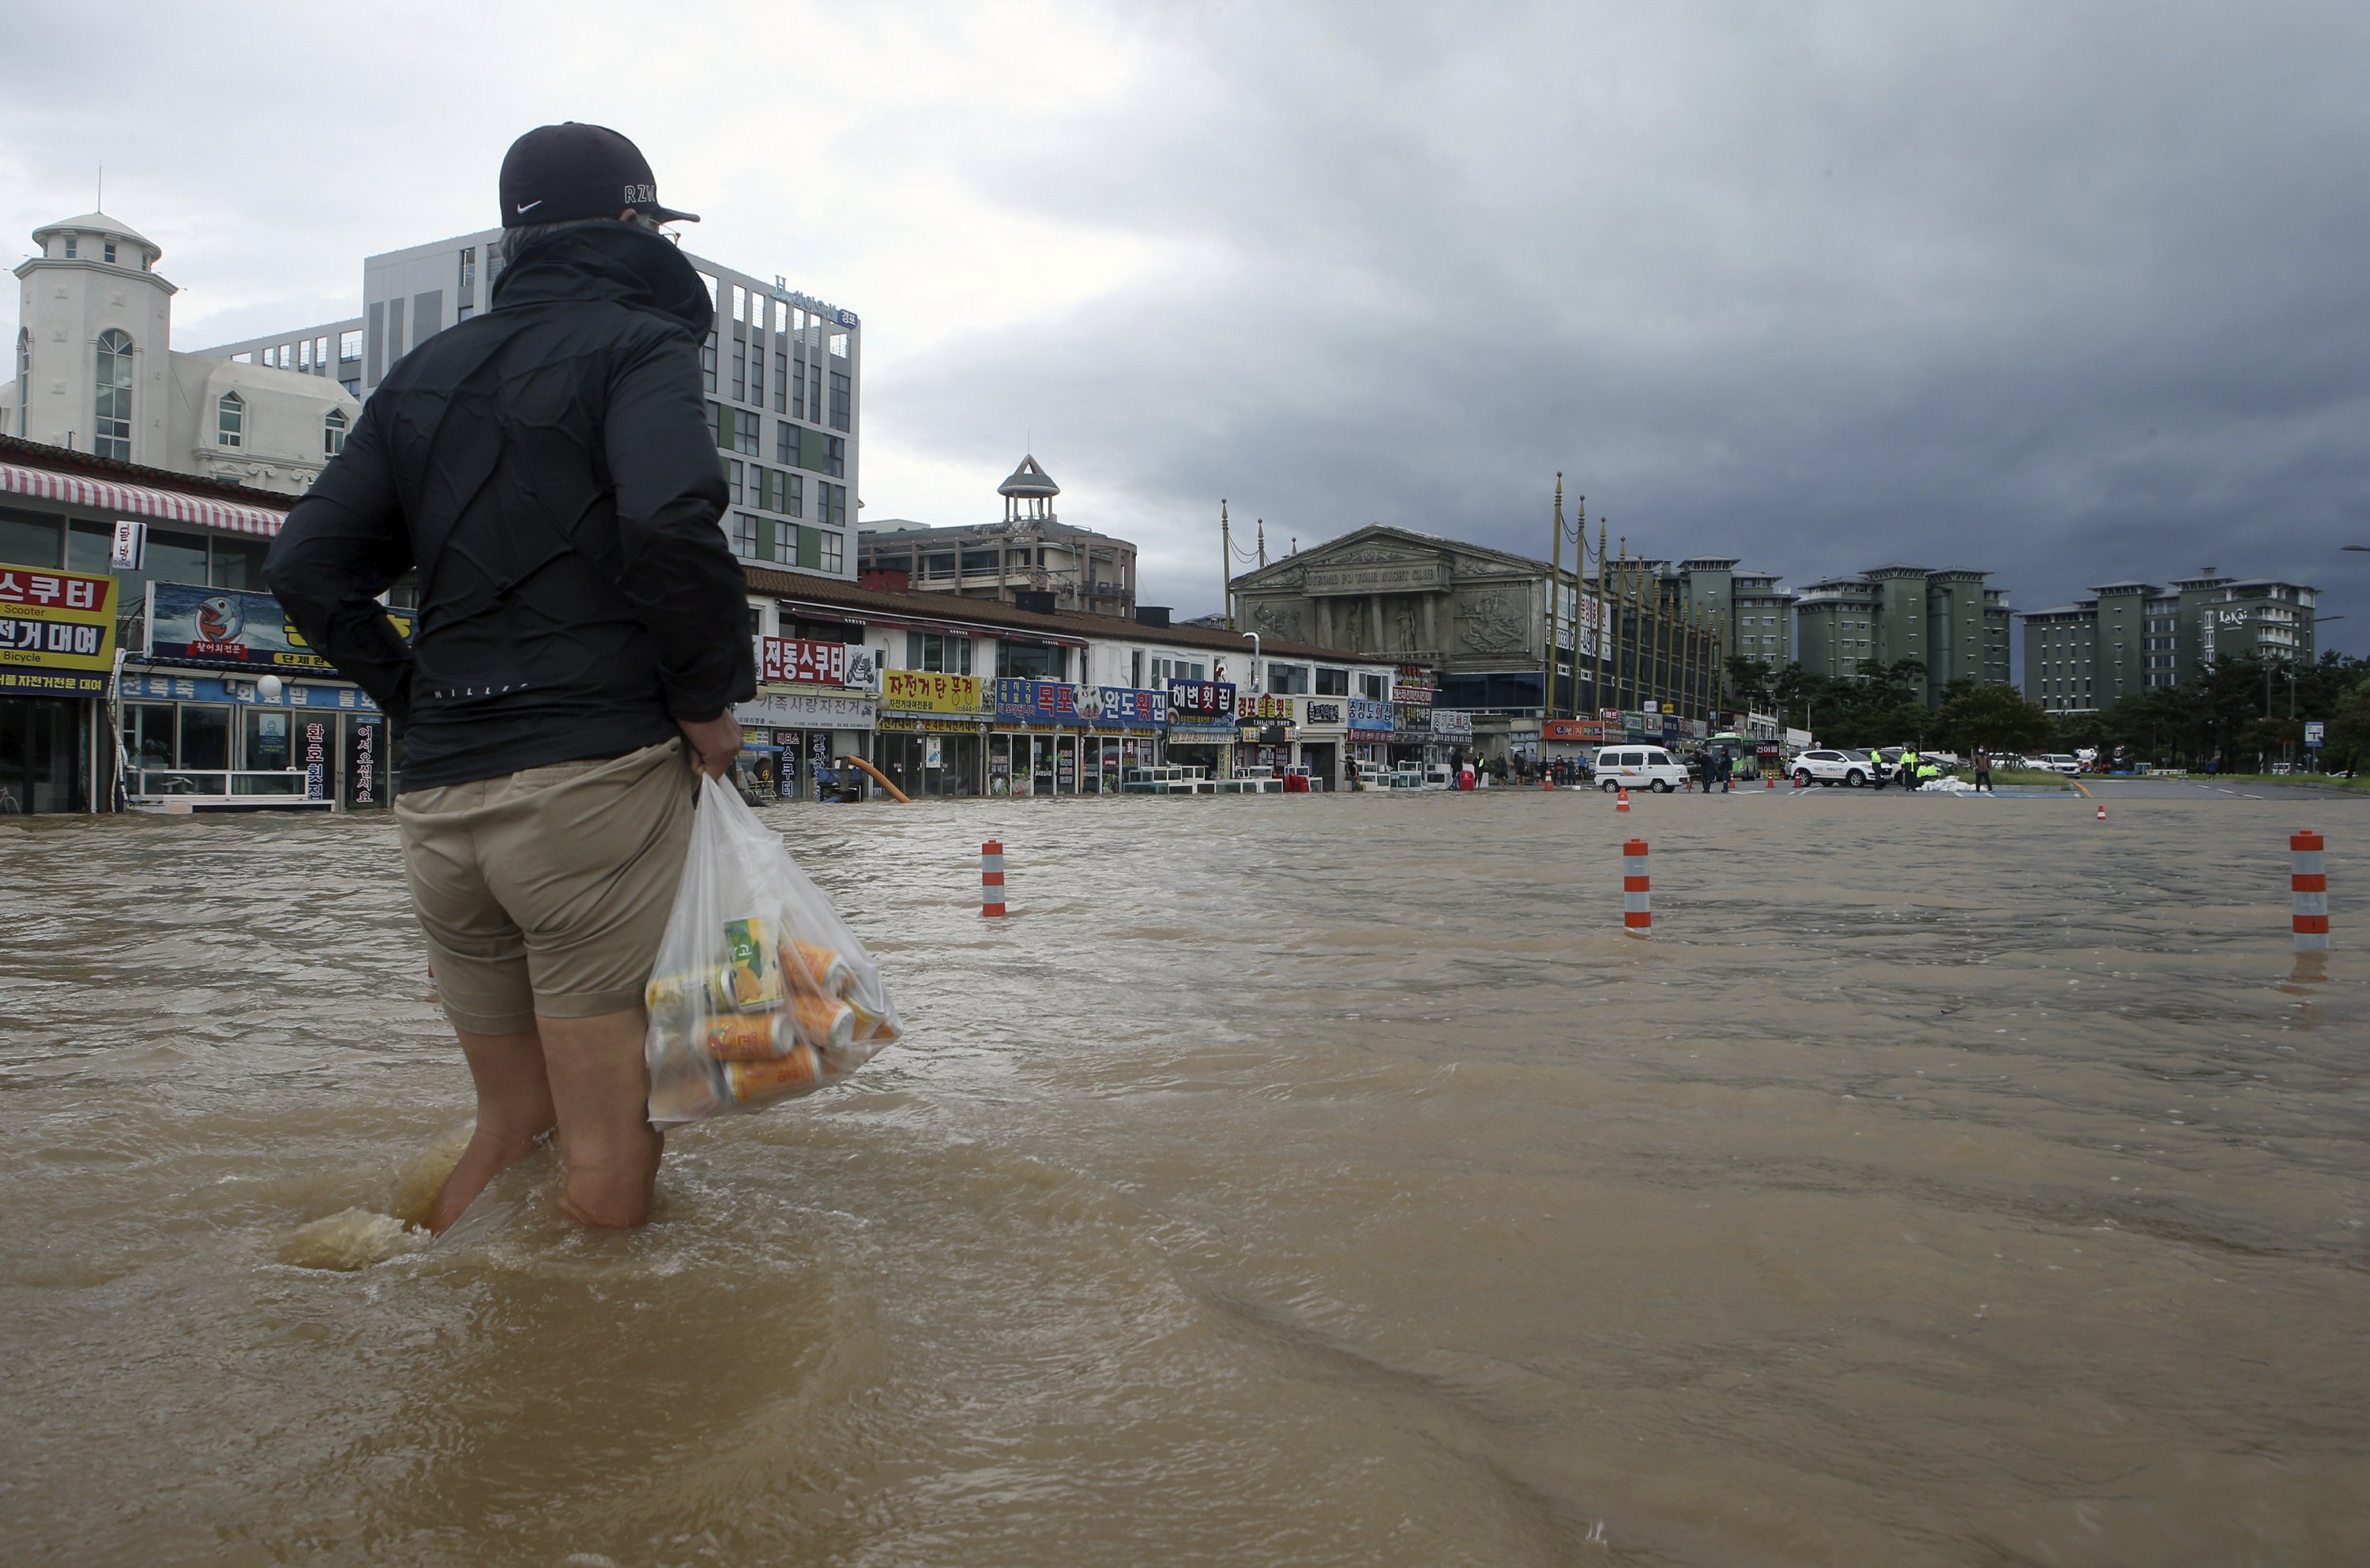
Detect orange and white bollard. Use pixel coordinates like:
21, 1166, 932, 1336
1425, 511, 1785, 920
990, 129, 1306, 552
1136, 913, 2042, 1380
1616, 786, 1631, 813
1623, 837, 1651, 935
981, 839, 1006, 917
2096, 803, 2107, 821
2292, 830, 2329, 952
1765, 770, 1775, 789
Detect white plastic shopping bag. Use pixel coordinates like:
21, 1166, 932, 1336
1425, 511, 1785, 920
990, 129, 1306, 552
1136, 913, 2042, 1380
643, 775, 901, 1125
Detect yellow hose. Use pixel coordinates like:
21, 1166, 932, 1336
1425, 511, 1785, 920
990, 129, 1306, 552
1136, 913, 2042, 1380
843, 755, 911, 803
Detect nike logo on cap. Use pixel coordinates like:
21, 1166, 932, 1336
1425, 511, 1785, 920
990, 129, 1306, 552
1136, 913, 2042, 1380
514, 199, 544, 214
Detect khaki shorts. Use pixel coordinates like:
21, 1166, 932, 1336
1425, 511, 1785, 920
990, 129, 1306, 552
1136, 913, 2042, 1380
397, 739, 694, 1034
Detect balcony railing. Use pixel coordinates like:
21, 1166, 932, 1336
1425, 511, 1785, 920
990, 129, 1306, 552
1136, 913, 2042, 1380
127, 769, 334, 810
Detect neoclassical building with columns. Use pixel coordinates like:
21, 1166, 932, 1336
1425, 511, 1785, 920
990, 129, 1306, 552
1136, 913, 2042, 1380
1229, 524, 1556, 708
5, 211, 359, 498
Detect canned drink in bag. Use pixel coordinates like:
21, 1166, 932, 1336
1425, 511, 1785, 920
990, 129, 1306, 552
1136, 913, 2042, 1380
781, 939, 854, 998
720, 916, 784, 1010
645, 971, 715, 1016
787, 990, 855, 1052
848, 1000, 900, 1044
649, 1036, 728, 1122
724, 1044, 822, 1103
700, 1012, 790, 1061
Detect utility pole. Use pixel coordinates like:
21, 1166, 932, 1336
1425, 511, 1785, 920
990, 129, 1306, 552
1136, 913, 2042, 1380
1220, 500, 1234, 631
1614, 537, 1631, 710
1569, 498, 1586, 722
1593, 520, 1608, 719
1544, 475, 1563, 723
1653, 570, 1669, 716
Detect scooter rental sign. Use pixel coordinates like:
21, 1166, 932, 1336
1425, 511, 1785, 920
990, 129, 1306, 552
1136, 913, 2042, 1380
0, 566, 116, 696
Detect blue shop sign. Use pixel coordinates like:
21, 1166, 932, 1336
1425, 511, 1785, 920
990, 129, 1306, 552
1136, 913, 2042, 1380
1661, 715, 1681, 744
1078, 685, 1168, 727
120, 670, 381, 712
992, 677, 1082, 725
1346, 698, 1394, 734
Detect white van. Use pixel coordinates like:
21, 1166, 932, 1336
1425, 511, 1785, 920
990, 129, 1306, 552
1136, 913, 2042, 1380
1591, 745, 1691, 793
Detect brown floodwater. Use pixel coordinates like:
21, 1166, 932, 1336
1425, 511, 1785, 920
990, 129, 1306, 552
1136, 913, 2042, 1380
0, 786, 2363, 1566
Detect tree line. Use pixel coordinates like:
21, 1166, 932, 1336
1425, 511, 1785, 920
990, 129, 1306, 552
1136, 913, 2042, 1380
1724, 652, 2370, 771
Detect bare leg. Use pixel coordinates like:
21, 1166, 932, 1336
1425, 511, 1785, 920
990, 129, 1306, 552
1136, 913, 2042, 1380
538, 1009, 664, 1230
431, 1027, 559, 1234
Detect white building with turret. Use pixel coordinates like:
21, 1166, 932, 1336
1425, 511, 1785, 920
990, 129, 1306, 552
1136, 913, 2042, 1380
856, 455, 1140, 618
4, 211, 358, 498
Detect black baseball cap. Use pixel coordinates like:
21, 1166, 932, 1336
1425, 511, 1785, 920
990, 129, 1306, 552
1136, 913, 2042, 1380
498, 122, 700, 229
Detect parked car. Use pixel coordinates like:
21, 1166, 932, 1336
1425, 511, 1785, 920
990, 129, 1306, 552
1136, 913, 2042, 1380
1592, 745, 1691, 792
1792, 748, 1879, 788
2035, 754, 2082, 776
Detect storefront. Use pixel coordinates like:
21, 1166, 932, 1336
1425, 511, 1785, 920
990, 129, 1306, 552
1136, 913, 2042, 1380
122, 581, 394, 808
876, 669, 985, 798
735, 640, 878, 803
988, 677, 1088, 797
1077, 685, 1168, 793
1163, 677, 1239, 777
1234, 692, 1298, 776
1346, 698, 1393, 775
1297, 698, 1348, 789
0, 562, 116, 814
1540, 717, 1605, 762
117, 669, 388, 807
1431, 706, 1474, 767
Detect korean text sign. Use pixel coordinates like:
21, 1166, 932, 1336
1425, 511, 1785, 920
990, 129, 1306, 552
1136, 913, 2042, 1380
1164, 679, 1237, 719
0, 566, 117, 696
992, 678, 1081, 724
758, 637, 852, 687
1345, 698, 1394, 733
882, 669, 984, 715
1078, 686, 1168, 727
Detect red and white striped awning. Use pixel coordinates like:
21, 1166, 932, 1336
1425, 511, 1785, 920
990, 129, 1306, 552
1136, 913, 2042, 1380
0, 461, 288, 537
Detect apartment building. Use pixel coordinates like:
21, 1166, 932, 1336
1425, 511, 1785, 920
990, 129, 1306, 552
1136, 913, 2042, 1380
217, 224, 862, 582
1793, 563, 2012, 702
1665, 557, 1799, 667
195, 319, 365, 399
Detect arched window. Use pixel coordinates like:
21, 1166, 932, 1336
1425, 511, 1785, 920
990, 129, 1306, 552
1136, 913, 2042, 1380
322, 408, 348, 457
216, 391, 244, 449
93, 329, 134, 461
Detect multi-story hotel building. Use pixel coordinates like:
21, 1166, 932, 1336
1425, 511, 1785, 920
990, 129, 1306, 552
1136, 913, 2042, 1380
2020, 572, 2319, 714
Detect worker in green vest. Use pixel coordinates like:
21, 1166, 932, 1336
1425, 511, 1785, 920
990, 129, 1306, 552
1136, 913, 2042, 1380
1897, 746, 1920, 789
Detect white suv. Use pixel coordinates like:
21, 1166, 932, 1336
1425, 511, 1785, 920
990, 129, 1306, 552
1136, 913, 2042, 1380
1592, 746, 1691, 792
1791, 749, 1879, 788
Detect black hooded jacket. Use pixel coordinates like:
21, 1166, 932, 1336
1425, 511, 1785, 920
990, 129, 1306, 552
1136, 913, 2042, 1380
265, 221, 754, 791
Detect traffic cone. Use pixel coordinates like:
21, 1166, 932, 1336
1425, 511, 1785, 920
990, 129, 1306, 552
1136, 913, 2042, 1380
1541, 776, 1553, 791
1765, 771, 1774, 789
1616, 787, 1631, 813
2096, 803, 2106, 821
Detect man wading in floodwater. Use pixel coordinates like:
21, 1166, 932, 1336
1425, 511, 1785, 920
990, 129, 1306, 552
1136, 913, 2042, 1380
267, 125, 754, 1231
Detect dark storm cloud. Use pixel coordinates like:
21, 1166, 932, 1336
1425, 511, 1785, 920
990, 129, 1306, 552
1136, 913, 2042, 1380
883, 2, 2370, 645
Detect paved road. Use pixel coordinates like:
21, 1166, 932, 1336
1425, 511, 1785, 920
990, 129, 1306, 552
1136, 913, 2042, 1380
2084, 775, 2368, 802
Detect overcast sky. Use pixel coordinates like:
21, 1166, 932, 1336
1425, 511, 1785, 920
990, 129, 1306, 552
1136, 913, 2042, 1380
5, 1, 2365, 654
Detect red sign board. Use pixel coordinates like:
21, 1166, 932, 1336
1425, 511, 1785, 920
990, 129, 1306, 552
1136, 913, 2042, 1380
1544, 719, 1603, 742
